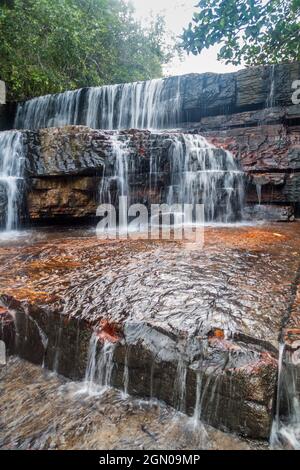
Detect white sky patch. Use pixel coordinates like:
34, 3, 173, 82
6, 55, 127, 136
129, 0, 243, 76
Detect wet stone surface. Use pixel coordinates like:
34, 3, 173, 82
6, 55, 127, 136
1, 223, 300, 439
0, 357, 267, 450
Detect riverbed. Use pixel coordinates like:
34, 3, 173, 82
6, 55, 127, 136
1, 222, 300, 448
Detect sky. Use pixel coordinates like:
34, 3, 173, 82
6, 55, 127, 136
130, 0, 243, 76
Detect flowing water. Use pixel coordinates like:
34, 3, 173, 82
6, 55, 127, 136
271, 344, 300, 449
267, 64, 276, 109
1, 224, 300, 448
83, 333, 116, 396
0, 131, 24, 231
14, 78, 182, 131
98, 132, 244, 224
1, 357, 264, 450
99, 134, 131, 229
3, 67, 299, 450
166, 134, 244, 222
14, 89, 82, 130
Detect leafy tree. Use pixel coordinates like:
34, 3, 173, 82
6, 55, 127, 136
181, 0, 300, 66
0, 0, 172, 101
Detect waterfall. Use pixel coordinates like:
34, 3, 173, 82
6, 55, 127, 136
99, 132, 244, 224
14, 78, 182, 131
86, 80, 168, 129
267, 64, 276, 108
13, 77, 244, 229
167, 134, 244, 223
0, 131, 24, 231
173, 357, 187, 413
14, 89, 82, 130
99, 134, 131, 230
271, 343, 300, 449
83, 333, 116, 395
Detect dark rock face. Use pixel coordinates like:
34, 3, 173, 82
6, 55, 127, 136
27, 176, 101, 220
0, 103, 16, 131
21, 126, 110, 220
201, 120, 300, 217
22, 127, 171, 220
23, 127, 243, 221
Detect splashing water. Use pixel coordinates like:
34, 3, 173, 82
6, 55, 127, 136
0, 131, 24, 232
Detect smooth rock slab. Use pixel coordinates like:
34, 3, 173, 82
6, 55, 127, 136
1, 224, 300, 438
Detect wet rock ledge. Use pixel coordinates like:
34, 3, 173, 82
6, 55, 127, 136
12, 123, 300, 224
1, 224, 300, 439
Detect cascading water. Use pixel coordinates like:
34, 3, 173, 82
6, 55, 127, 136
267, 64, 276, 109
14, 77, 182, 131
0, 131, 24, 231
99, 134, 131, 228
14, 89, 82, 130
271, 343, 300, 449
13, 75, 244, 227
99, 132, 244, 224
83, 333, 116, 395
173, 357, 187, 413
167, 134, 244, 223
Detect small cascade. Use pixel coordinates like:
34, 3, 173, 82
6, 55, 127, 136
271, 343, 300, 449
173, 357, 187, 413
256, 183, 262, 205
99, 134, 131, 230
0, 131, 24, 231
14, 89, 82, 130
98, 132, 244, 225
193, 372, 203, 427
14, 78, 182, 131
267, 64, 276, 109
167, 135, 244, 223
86, 79, 170, 129
122, 349, 129, 398
83, 333, 116, 395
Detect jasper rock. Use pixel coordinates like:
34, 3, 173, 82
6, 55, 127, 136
27, 176, 101, 220
4, 124, 297, 222
24, 126, 107, 176
1, 224, 300, 438
244, 204, 295, 222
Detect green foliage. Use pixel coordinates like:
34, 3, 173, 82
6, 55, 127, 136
0, 0, 172, 101
181, 0, 300, 66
